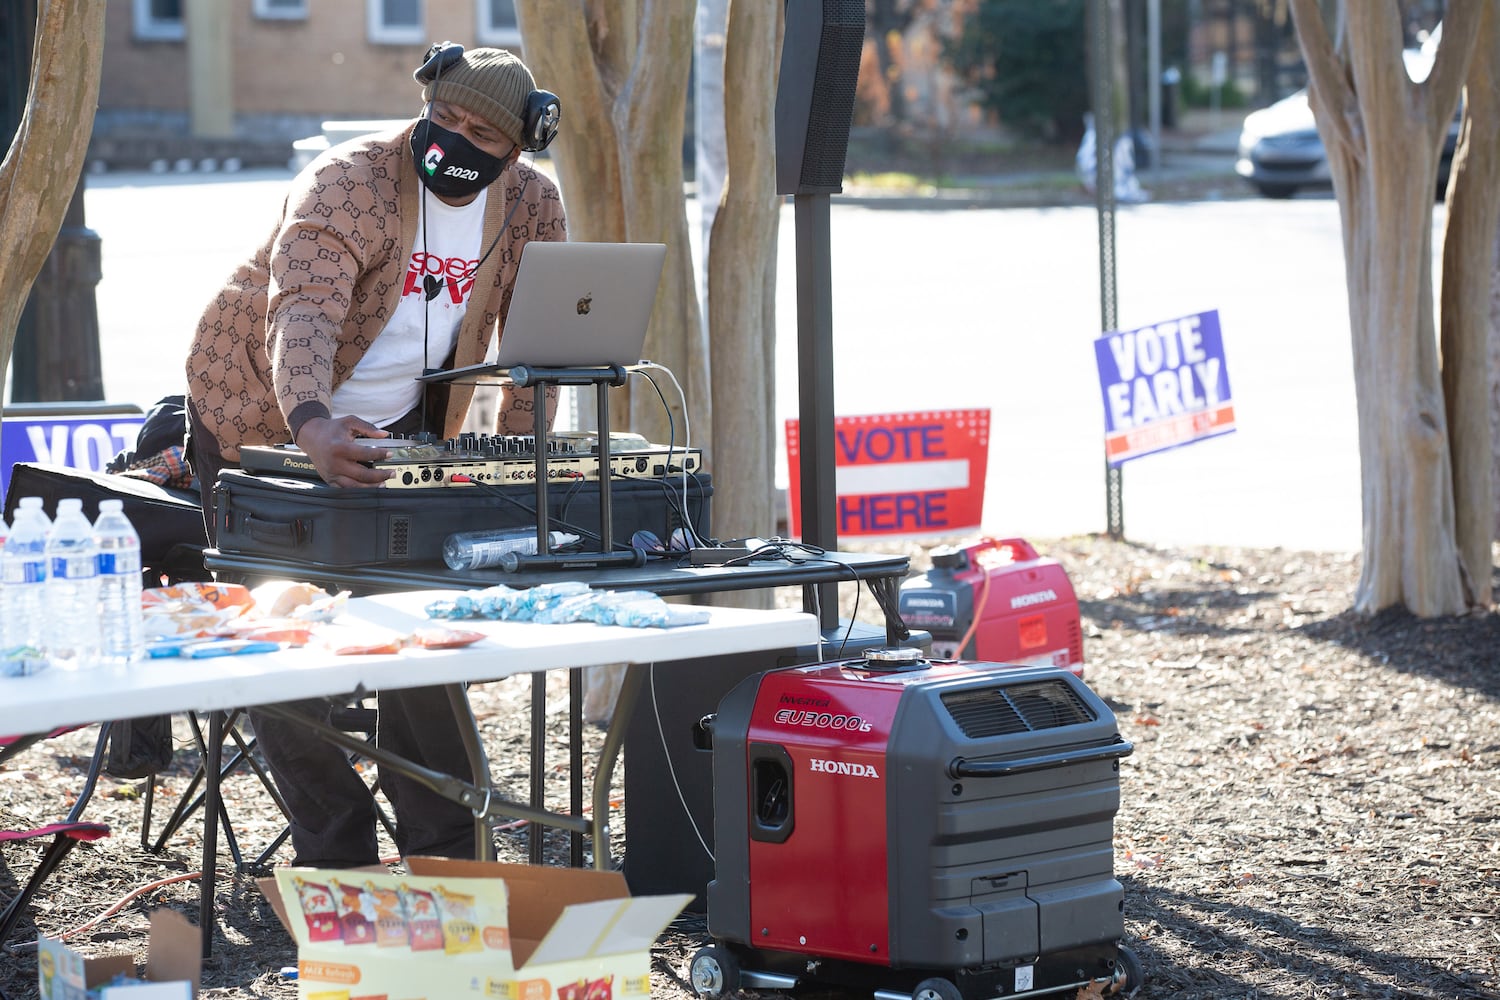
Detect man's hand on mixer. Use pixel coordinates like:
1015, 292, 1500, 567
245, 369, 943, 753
295, 416, 396, 488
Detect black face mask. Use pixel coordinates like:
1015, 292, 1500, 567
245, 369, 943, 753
410, 121, 507, 199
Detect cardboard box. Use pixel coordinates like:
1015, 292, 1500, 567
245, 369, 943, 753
261, 859, 691, 1000
37, 908, 201, 1000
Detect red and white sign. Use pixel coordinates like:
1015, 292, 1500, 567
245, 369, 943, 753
785, 409, 990, 538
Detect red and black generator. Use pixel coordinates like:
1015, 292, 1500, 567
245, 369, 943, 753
692, 649, 1140, 1000
897, 538, 1084, 677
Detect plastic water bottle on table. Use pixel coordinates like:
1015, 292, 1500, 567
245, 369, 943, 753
95, 499, 147, 665
2, 496, 53, 674
46, 498, 101, 669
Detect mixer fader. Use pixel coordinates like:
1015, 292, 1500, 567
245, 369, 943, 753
239, 431, 701, 489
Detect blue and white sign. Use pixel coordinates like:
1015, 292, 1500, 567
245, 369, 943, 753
1, 414, 143, 504
1094, 309, 1236, 466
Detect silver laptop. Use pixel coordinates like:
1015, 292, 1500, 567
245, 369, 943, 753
423, 241, 666, 381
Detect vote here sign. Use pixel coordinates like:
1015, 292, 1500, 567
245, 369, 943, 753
1094, 309, 1235, 466
785, 409, 990, 538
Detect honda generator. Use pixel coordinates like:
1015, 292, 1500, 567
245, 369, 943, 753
898, 538, 1084, 677
692, 648, 1140, 1000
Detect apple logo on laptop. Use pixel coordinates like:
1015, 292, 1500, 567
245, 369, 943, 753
577, 294, 592, 316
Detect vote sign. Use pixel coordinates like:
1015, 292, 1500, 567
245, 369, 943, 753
1094, 309, 1235, 466
785, 409, 990, 538
0, 414, 144, 503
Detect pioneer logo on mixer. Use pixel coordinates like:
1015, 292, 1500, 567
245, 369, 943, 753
774, 709, 873, 733
808, 758, 880, 777
1010, 589, 1058, 609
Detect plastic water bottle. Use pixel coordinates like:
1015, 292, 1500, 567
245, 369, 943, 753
46, 498, 101, 669
443, 528, 579, 570
3, 496, 52, 655
95, 499, 146, 665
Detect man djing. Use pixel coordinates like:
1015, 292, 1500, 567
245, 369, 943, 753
183, 44, 565, 866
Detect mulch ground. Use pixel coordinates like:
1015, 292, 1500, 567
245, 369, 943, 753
2, 535, 1497, 1000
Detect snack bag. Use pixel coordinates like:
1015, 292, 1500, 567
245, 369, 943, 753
432, 884, 483, 955
330, 878, 377, 945
410, 627, 486, 649
585, 975, 614, 1000
293, 876, 343, 943
397, 884, 445, 952
365, 880, 411, 948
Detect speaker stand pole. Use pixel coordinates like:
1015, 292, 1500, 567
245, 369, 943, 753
793, 192, 839, 631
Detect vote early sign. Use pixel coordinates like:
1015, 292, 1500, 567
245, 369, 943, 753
1094, 309, 1235, 465
785, 409, 990, 538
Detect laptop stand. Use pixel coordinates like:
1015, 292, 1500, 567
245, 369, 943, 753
428, 362, 647, 573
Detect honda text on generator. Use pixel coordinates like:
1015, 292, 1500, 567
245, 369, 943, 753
691, 648, 1141, 1000
897, 538, 1084, 676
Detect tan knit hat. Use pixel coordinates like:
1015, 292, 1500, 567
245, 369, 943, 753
422, 47, 535, 148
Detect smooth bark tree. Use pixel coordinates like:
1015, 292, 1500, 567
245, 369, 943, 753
1439, 6, 1500, 609
0, 1, 106, 403
516, 1, 783, 543
1288, 0, 1497, 615
518, 1, 785, 715
514, 2, 706, 454
706, 1, 783, 557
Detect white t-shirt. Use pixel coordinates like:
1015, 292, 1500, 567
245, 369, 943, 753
331, 189, 488, 427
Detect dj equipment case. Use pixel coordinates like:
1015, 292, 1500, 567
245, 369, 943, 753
3, 462, 207, 582
211, 469, 712, 568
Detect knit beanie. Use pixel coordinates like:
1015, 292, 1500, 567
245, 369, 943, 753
422, 47, 535, 149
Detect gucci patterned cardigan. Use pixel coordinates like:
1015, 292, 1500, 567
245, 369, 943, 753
185, 121, 567, 461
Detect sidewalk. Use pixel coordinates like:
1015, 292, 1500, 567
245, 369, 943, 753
839, 110, 1253, 208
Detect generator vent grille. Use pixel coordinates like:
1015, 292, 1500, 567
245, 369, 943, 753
942, 680, 1095, 738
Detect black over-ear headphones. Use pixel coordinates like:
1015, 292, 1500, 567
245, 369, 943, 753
414, 41, 562, 153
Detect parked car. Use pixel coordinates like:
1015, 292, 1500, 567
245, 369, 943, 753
1235, 89, 1458, 199
1235, 41, 1458, 199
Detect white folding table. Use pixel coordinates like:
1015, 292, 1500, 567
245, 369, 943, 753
0, 590, 820, 955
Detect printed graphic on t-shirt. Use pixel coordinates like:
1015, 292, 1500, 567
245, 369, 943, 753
403, 251, 479, 304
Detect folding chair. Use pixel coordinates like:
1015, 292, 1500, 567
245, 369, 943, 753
0, 723, 114, 948
141, 704, 396, 873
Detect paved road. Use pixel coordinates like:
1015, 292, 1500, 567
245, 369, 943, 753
80, 167, 1406, 553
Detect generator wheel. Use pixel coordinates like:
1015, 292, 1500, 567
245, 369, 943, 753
912, 977, 963, 1000
1114, 945, 1144, 996
689, 945, 740, 999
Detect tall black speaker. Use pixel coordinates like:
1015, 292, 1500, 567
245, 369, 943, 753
775, 0, 864, 195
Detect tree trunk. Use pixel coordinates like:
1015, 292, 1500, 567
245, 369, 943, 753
1289, 0, 1483, 616
516, 1, 706, 453
1439, 4, 1500, 608
0, 1, 106, 395
704, 0, 783, 611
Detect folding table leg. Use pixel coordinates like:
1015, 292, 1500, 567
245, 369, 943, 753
199, 710, 223, 960
529, 673, 545, 864
569, 668, 584, 868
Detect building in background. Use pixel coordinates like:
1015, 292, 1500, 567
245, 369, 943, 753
92, 0, 523, 169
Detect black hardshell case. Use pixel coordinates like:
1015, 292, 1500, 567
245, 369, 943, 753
4, 462, 207, 580
211, 469, 712, 568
